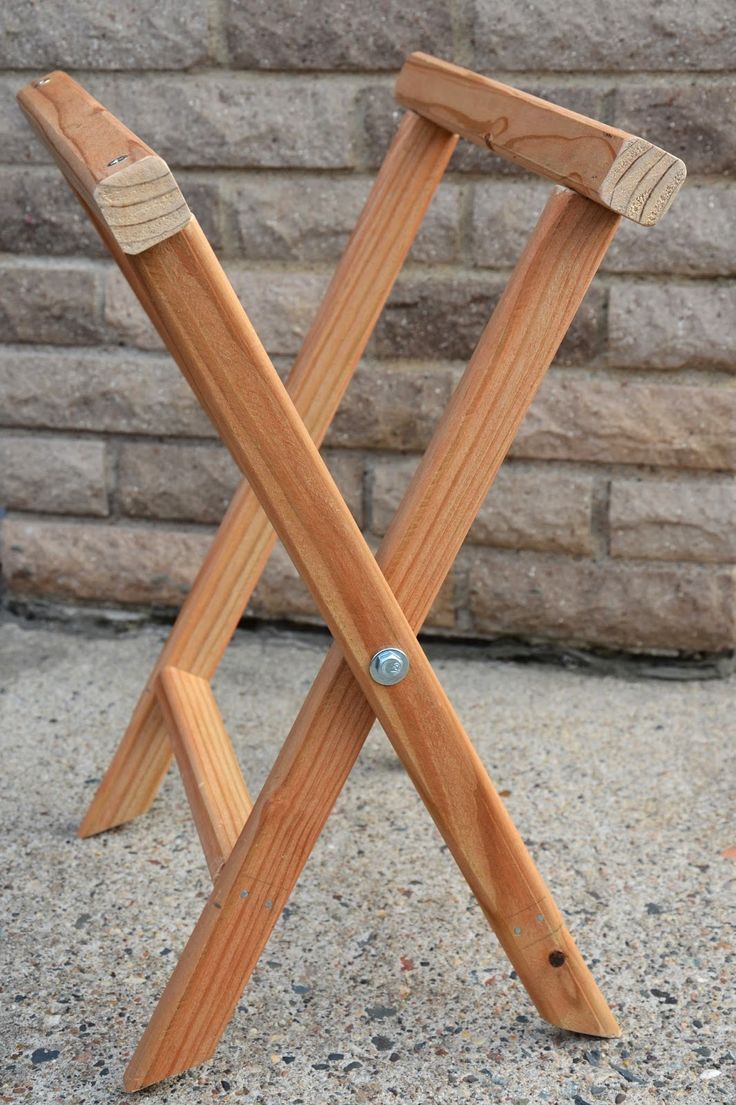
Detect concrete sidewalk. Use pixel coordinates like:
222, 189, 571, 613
1, 618, 733, 1104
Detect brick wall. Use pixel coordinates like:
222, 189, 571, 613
1, 1, 734, 656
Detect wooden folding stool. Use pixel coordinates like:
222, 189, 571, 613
18, 53, 685, 1090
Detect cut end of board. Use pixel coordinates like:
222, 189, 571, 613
93, 154, 191, 254
600, 137, 686, 226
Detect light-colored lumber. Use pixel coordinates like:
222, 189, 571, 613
395, 52, 686, 225
63, 107, 457, 836
156, 667, 252, 880
123, 191, 621, 1090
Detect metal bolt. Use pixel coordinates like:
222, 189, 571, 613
513, 926, 523, 935
107, 154, 128, 167
240, 889, 249, 898
264, 899, 273, 910
369, 647, 410, 686
36, 77, 51, 86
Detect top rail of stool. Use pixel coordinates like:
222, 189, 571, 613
396, 53, 685, 226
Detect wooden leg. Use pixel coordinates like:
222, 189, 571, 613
78, 113, 458, 836
124, 192, 621, 1089
156, 667, 252, 880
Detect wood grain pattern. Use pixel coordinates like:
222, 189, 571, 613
156, 667, 252, 880
94, 155, 191, 254
73, 111, 457, 837
16, 72, 191, 250
395, 52, 686, 225
124, 191, 621, 1089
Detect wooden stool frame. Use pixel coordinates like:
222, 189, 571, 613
18, 53, 685, 1091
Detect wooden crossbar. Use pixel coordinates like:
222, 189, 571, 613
16, 54, 686, 1092
396, 52, 686, 225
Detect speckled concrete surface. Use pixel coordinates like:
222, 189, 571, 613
1, 619, 734, 1104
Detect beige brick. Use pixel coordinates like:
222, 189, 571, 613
512, 373, 736, 472
0, 1, 208, 69
370, 277, 603, 365
467, 548, 736, 652
327, 363, 456, 451
605, 185, 736, 277
0, 347, 213, 438
615, 81, 736, 175
371, 457, 594, 554
251, 538, 456, 630
0, 260, 104, 345
610, 479, 736, 563
472, 0, 734, 71
1, 519, 212, 606
228, 175, 460, 265
119, 443, 238, 523
119, 442, 363, 525
0, 435, 108, 517
105, 266, 328, 357
223, 0, 452, 70
323, 451, 365, 527
609, 283, 736, 370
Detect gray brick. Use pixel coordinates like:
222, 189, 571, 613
471, 180, 554, 268
0, 168, 106, 257
228, 175, 460, 264
615, 82, 736, 175
467, 548, 736, 652
0, 347, 213, 437
327, 363, 456, 451
371, 456, 594, 554
0, 260, 105, 345
512, 372, 736, 472
0, 435, 108, 516
610, 479, 736, 563
105, 265, 328, 357
223, 0, 452, 70
605, 184, 736, 276
104, 74, 357, 170
1, 0, 208, 69
177, 178, 223, 253
5, 73, 358, 170
1, 518, 212, 606
609, 282, 736, 370
469, 178, 732, 279
119, 442, 363, 525
471, 0, 735, 71
370, 277, 603, 364
104, 268, 164, 351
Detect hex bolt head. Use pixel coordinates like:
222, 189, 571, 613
369, 647, 410, 686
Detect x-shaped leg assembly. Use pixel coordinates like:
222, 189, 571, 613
17, 53, 685, 1090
